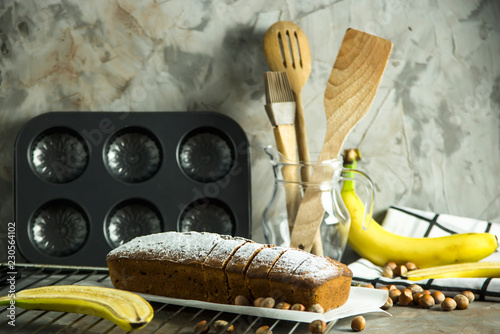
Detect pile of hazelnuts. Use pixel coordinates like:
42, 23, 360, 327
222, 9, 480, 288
366, 283, 474, 311
371, 261, 475, 311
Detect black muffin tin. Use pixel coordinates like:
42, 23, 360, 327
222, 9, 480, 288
14, 112, 251, 266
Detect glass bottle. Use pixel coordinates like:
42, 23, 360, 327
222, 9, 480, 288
262, 146, 374, 262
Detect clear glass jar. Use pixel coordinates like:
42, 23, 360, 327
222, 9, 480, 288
262, 146, 374, 262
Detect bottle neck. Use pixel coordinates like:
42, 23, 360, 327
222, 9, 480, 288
342, 160, 357, 192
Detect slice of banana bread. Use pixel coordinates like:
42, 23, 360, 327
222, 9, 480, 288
268, 248, 313, 303
245, 247, 288, 300
226, 243, 269, 303
203, 237, 249, 303
290, 256, 353, 310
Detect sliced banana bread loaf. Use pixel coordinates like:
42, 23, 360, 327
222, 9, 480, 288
107, 232, 352, 311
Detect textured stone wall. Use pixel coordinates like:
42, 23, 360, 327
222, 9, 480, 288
0, 0, 498, 261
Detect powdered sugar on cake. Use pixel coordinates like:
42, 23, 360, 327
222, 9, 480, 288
107, 231, 222, 262
205, 238, 248, 266
270, 249, 313, 275
293, 257, 343, 282
227, 243, 264, 266
248, 247, 286, 269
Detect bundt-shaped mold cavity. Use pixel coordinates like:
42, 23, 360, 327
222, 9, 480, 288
30, 128, 89, 183
105, 127, 161, 183
29, 200, 89, 257
178, 128, 235, 183
178, 198, 235, 235
105, 199, 162, 248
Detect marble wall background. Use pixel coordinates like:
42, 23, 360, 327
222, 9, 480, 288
1, 0, 499, 262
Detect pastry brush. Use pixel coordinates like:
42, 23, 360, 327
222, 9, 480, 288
264, 71, 301, 231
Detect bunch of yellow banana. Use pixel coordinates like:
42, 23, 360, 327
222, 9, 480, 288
0, 285, 153, 331
341, 149, 498, 269
404, 262, 500, 280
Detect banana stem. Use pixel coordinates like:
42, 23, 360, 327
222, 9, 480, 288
342, 149, 359, 192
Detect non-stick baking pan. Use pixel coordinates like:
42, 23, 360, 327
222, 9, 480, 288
14, 111, 251, 266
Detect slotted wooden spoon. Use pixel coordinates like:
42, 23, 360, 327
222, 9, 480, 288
263, 21, 312, 177
290, 28, 393, 253
264, 21, 324, 254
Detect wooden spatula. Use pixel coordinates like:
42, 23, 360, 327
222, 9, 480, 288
289, 28, 392, 253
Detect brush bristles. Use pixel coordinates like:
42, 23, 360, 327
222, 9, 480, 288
264, 71, 295, 104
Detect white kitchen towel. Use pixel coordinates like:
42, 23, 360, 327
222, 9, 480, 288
348, 206, 500, 302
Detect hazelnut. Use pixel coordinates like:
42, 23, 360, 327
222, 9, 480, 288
461, 291, 475, 303
275, 302, 291, 310
256, 325, 272, 334
235, 295, 251, 306
309, 319, 326, 333
389, 288, 402, 302
419, 294, 435, 308
454, 294, 469, 310
399, 289, 413, 306
412, 293, 423, 305
422, 290, 431, 295
362, 283, 375, 289
385, 261, 397, 270
260, 297, 275, 308
351, 316, 366, 332
254, 297, 265, 307
393, 265, 408, 277
382, 266, 393, 278
431, 291, 445, 305
214, 320, 234, 333
193, 320, 209, 334
386, 284, 397, 291
291, 303, 306, 311
441, 297, 457, 311
377, 286, 389, 291
381, 297, 393, 310
405, 262, 417, 271
308, 304, 324, 313
408, 284, 423, 294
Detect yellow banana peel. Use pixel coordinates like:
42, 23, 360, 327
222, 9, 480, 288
404, 262, 500, 280
0, 285, 153, 331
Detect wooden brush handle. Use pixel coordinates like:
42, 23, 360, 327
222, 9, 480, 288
273, 125, 301, 231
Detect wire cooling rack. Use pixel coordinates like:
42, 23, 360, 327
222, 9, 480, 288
0, 263, 338, 333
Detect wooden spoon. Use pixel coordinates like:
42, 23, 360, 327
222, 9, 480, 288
289, 28, 392, 253
263, 21, 312, 178
264, 21, 324, 254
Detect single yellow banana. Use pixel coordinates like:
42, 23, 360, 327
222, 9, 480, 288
341, 149, 498, 269
0, 285, 153, 331
404, 262, 500, 280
